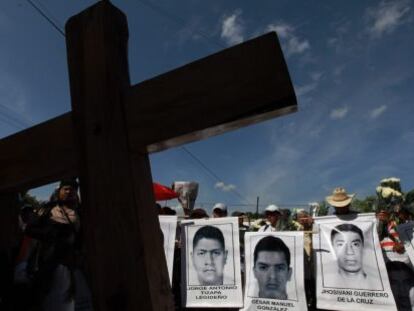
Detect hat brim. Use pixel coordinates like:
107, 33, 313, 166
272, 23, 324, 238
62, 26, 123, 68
326, 194, 355, 208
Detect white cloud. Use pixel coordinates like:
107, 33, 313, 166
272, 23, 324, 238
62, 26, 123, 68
295, 71, 323, 97
295, 83, 318, 97
370, 104, 387, 118
267, 23, 292, 39
266, 22, 310, 56
215, 181, 236, 192
330, 106, 349, 119
220, 10, 244, 45
366, 0, 411, 38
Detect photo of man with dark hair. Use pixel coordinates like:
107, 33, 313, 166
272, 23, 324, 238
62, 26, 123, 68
315, 217, 396, 311
331, 223, 366, 280
184, 219, 243, 308
191, 225, 228, 285
253, 236, 292, 300
322, 222, 382, 290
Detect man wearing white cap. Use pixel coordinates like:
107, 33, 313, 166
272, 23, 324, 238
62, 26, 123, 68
258, 204, 281, 232
326, 187, 356, 216
212, 203, 228, 218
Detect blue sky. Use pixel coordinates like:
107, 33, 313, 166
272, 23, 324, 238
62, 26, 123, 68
0, 0, 413, 214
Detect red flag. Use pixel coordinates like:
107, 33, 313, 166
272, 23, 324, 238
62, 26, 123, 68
153, 182, 178, 201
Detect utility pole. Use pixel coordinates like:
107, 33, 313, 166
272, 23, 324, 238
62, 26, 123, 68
256, 196, 260, 217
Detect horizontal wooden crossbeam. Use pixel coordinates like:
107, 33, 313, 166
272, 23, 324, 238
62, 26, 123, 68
127, 32, 296, 153
0, 32, 296, 193
0, 113, 78, 192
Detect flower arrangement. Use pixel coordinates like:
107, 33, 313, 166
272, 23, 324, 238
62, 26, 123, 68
376, 186, 402, 199
375, 177, 403, 212
380, 177, 402, 192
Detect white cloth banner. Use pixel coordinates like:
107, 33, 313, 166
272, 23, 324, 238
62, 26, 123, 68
159, 215, 178, 285
314, 213, 396, 311
241, 231, 308, 311
181, 217, 243, 308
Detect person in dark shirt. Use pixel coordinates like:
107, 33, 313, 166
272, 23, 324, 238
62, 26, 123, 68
326, 187, 357, 216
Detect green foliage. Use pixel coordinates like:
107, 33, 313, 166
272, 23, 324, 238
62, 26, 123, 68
317, 201, 329, 216
21, 192, 42, 210
352, 195, 376, 213
405, 189, 414, 205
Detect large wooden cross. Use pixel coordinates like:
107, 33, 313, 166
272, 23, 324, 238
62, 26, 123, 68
0, 1, 296, 310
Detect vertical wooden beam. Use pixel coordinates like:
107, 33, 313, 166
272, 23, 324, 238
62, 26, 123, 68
0, 193, 19, 252
65, 2, 173, 311
0, 192, 19, 308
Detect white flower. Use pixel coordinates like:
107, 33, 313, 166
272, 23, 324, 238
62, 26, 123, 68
381, 186, 402, 199
393, 190, 402, 197
381, 187, 394, 198
376, 186, 383, 194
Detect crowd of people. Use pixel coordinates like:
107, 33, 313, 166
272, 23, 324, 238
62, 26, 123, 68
1, 179, 91, 311
160, 180, 414, 311
1, 177, 414, 311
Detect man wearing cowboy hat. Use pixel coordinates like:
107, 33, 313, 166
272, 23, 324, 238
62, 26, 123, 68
258, 205, 282, 232
326, 187, 357, 215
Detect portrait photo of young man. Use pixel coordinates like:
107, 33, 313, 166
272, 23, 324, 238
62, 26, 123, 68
253, 236, 293, 300
331, 224, 366, 279
321, 222, 383, 290
190, 225, 228, 286
184, 218, 243, 308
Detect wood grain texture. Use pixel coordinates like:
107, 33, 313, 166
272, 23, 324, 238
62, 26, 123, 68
65, 2, 173, 310
0, 193, 19, 251
0, 33, 296, 191
126, 32, 297, 153
0, 113, 78, 192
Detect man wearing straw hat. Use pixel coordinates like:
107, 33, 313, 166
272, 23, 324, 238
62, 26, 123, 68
326, 187, 357, 215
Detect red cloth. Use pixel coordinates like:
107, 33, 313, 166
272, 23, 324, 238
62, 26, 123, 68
153, 183, 178, 201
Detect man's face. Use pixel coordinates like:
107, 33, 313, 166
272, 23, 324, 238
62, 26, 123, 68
254, 251, 292, 299
332, 231, 363, 274
213, 209, 227, 218
334, 205, 350, 215
58, 185, 77, 202
266, 212, 279, 226
298, 213, 312, 228
377, 211, 390, 222
192, 238, 227, 285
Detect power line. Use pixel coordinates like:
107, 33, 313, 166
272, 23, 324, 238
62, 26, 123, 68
0, 104, 32, 129
0, 112, 27, 129
181, 146, 252, 205
26, 0, 65, 37
134, 0, 225, 50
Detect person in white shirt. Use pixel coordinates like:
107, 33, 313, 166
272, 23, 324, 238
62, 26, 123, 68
259, 205, 281, 232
